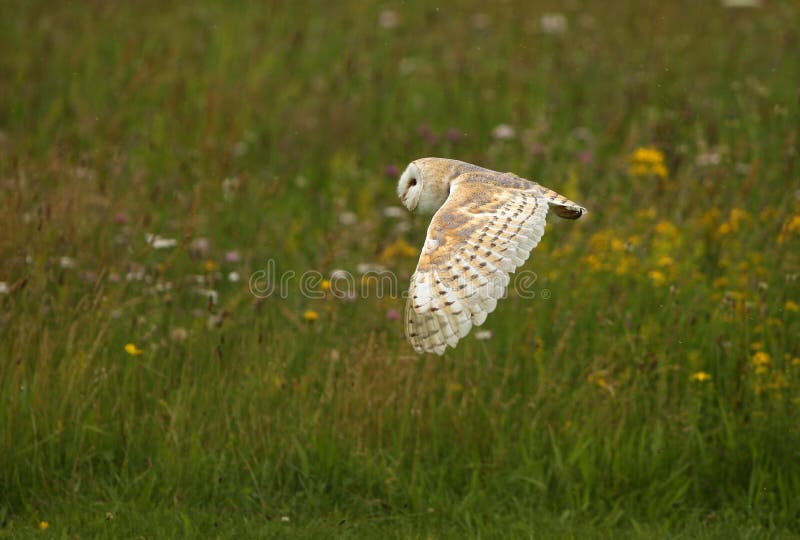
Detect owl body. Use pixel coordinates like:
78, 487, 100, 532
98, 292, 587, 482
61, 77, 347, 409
397, 157, 585, 355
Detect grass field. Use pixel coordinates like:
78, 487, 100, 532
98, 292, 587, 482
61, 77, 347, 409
2, 1, 800, 537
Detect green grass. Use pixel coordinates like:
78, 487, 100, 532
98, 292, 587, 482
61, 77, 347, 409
1, 0, 800, 537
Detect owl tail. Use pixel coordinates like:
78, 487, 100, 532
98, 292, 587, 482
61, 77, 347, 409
540, 189, 586, 219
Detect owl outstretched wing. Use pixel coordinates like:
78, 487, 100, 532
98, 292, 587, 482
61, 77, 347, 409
405, 174, 551, 355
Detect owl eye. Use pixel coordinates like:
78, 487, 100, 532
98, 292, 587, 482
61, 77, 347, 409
409, 178, 417, 186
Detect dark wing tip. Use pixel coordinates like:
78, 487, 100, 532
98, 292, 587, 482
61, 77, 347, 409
553, 205, 586, 220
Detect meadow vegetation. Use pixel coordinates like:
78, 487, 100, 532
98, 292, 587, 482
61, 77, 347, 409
1, 1, 799, 537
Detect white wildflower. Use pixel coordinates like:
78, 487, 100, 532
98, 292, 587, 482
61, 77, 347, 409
540, 13, 568, 34
721, 0, 761, 7
492, 124, 516, 140
146, 234, 177, 249
392, 221, 411, 235
222, 177, 241, 200
170, 327, 188, 342
207, 313, 225, 329
189, 237, 210, 258
339, 211, 358, 226
696, 153, 722, 166
59, 256, 77, 269
382, 206, 406, 218
194, 288, 219, 305
125, 268, 145, 282
154, 281, 173, 292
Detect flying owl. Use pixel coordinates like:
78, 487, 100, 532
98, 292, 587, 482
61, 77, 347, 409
397, 157, 586, 355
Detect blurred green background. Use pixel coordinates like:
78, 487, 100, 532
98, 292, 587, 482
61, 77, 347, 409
1, 1, 799, 537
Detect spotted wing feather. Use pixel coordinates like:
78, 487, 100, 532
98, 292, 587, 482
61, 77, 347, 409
405, 177, 549, 355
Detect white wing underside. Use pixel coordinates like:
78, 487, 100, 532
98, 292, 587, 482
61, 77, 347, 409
405, 177, 550, 355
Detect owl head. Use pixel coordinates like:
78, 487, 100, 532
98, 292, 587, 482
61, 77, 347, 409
397, 158, 456, 214
397, 162, 424, 211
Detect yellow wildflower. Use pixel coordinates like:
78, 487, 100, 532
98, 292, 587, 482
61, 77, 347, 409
400, 241, 418, 257
785, 300, 799, 313
631, 147, 663, 163
657, 256, 674, 267
583, 254, 604, 272
379, 238, 418, 264
768, 372, 789, 390
614, 256, 635, 276
729, 208, 749, 228
39, 521, 49, 530
587, 372, 614, 394
629, 147, 668, 179
712, 276, 728, 289
124, 343, 144, 356
690, 371, 711, 382
203, 260, 218, 272
698, 208, 721, 229
791, 357, 800, 367
635, 207, 657, 221
724, 291, 745, 301
752, 351, 771, 374
716, 209, 750, 237
654, 220, 679, 238
588, 230, 613, 251
750, 341, 763, 350
766, 317, 782, 328
777, 215, 800, 244
303, 309, 320, 321
447, 382, 464, 393
648, 270, 666, 285
759, 207, 778, 223
320, 279, 331, 292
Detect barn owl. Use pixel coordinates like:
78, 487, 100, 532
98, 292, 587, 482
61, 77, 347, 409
397, 157, 586, 355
